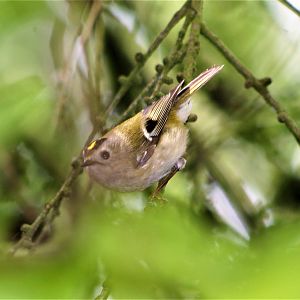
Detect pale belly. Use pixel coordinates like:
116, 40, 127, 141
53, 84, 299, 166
117, 125, 188, 191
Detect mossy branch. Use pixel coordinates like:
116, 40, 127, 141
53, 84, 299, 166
105, 1, 189, 117
200, 23, 300, 146
119, 44, 188, 122
183, 0, 203, 81
10, 157, 83, 254
119, 0, 199, 122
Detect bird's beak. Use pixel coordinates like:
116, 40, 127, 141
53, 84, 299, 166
81, 159, 102, 168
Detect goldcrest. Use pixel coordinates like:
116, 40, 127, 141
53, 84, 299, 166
82, 65, 223, 193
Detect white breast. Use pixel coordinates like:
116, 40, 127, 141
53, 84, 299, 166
176, 98, 192, 123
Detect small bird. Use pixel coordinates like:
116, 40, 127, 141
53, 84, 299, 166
82, 65, 223, 194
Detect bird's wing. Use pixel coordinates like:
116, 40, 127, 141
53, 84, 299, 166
136, 65, 224, 167
136, 81, 184, 167
141, 80, 184, 141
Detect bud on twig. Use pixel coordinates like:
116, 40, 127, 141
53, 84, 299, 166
118, 75, 128, 85
176, 73, 184, 83
135, 52, 144, 64
155, 64, 164, 74
162, 76, 173, 85
163, 57, 169, 66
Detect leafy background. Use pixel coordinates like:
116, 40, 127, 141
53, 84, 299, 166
1, 0, 300, 298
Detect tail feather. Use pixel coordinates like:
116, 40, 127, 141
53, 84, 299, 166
177, 65, 223, 104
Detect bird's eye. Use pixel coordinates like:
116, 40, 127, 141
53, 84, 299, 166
101, 150, 110, 160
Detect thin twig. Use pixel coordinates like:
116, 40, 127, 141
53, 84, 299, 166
149, 12, 193, 96
105, 1, 189, 117
81, 0, 102, 45
55, 0, 102, 129
10, 157, 83, 254
183, 0, 203, 81
119, 4, 195, 122
122, 44, 188, 122
200, 23, 300, 146
80, 12, 105, 131
278, 0, 300, 18
10, 117, 101, 255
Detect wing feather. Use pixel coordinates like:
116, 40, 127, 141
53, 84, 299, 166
136, 65, 223, 167
142, 80, 184, 141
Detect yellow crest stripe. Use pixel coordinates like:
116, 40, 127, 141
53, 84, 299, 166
87, 141, 97, 150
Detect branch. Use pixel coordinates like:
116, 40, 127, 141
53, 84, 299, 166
121, 44, 188, 121
55, 0, 102, 129
183, 0, 203, 81
119, 2, 197, 122
278, 0, 300, 18
81, 0, 102, 45
105, 0, 189, 117
10, 156, 83, 254
10, 126, 101, 255
79, 12, 106, 131
200, 24, 300, 146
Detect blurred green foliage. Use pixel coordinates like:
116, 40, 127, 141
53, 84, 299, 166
1, 0, 300, 298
